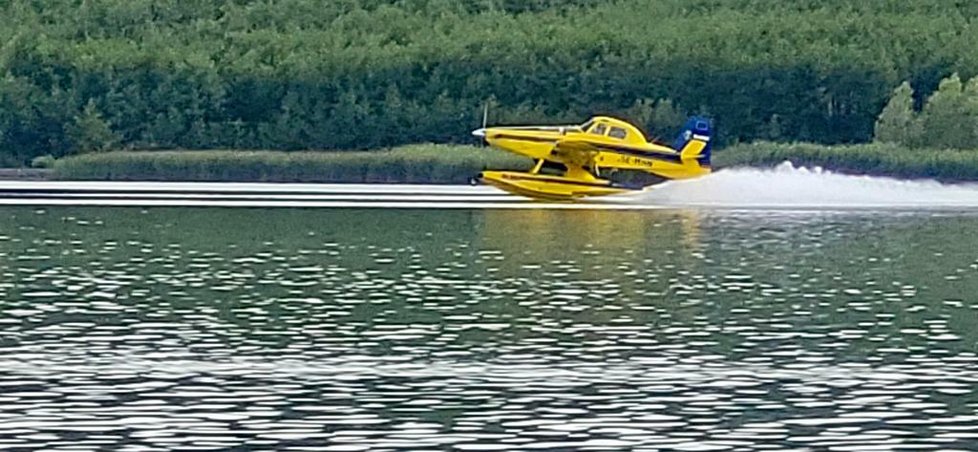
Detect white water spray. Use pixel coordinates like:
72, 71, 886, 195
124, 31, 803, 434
631, 162, 978, 209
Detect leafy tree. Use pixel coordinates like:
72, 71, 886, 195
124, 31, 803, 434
964, 77, 978, 148
874, 81, 920, 147
622, 98, 654, 134
763, 114, 785, 141
650, 99, 685, 142
919, 74, 978, 150
66, 99, 120, 154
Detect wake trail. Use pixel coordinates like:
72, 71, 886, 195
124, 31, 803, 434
624, 162, 978, 209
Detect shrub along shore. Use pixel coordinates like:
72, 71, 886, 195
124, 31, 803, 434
49, 144, 978, 184
51, 145, 531, 184
715, 143, 978, 182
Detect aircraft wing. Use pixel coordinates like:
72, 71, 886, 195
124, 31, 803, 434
554, 137, 681, 169
550, 137, 604, 167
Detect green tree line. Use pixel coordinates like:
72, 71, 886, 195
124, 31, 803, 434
3, 0, 978, 165
875, 73, 978, 150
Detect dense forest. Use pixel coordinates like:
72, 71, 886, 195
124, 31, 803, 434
2, 0, 978, 165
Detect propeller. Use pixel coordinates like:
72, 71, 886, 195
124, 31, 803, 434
470, 102, 491, 186
472, 101, 489, 141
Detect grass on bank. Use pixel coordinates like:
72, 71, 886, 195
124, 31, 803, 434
715, 142, 978, 182
51, 142, 978, 183
53, 144, 532, 183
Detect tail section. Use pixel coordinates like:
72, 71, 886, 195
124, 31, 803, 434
673, 116, 713, 166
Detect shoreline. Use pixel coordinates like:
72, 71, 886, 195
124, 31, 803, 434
0, 168, 53, 181
11, 142, 978, 184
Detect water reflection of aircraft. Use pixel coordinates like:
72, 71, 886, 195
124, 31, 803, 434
472, 116, 713, 201
476, 209, 703, 276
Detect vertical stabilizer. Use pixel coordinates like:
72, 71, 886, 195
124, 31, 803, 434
673, 116, 713, 165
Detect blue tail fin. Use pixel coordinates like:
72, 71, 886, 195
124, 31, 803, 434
672, 116, 713, 164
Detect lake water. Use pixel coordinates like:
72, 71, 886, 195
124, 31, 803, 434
1, 201, 977, 451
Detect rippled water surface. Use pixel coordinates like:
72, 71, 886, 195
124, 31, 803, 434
2, 207, 978, 450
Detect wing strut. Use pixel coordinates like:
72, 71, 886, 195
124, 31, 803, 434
530, 159, 545, 174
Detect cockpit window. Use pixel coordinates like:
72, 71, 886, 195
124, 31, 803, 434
609, 126, 627, 139
579, 119, 595, 131
590, 123, 608, 135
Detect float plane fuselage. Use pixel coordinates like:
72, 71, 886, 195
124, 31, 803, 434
472, 115, 713, 200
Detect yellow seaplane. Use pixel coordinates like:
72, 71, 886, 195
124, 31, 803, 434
472, 115, 713, 200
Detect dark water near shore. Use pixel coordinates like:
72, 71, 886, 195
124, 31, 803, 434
1, 207, 977, 450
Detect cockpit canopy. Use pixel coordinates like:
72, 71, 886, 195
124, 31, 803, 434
578, 116, 648, 144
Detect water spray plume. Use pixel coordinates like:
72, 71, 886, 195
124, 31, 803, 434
630, 162, 978, 209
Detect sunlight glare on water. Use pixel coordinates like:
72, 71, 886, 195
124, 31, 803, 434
0, 206, 976, 450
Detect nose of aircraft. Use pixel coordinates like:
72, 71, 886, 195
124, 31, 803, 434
471, 128, 486, 138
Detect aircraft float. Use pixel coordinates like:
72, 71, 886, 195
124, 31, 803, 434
472, 115, 713, 200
